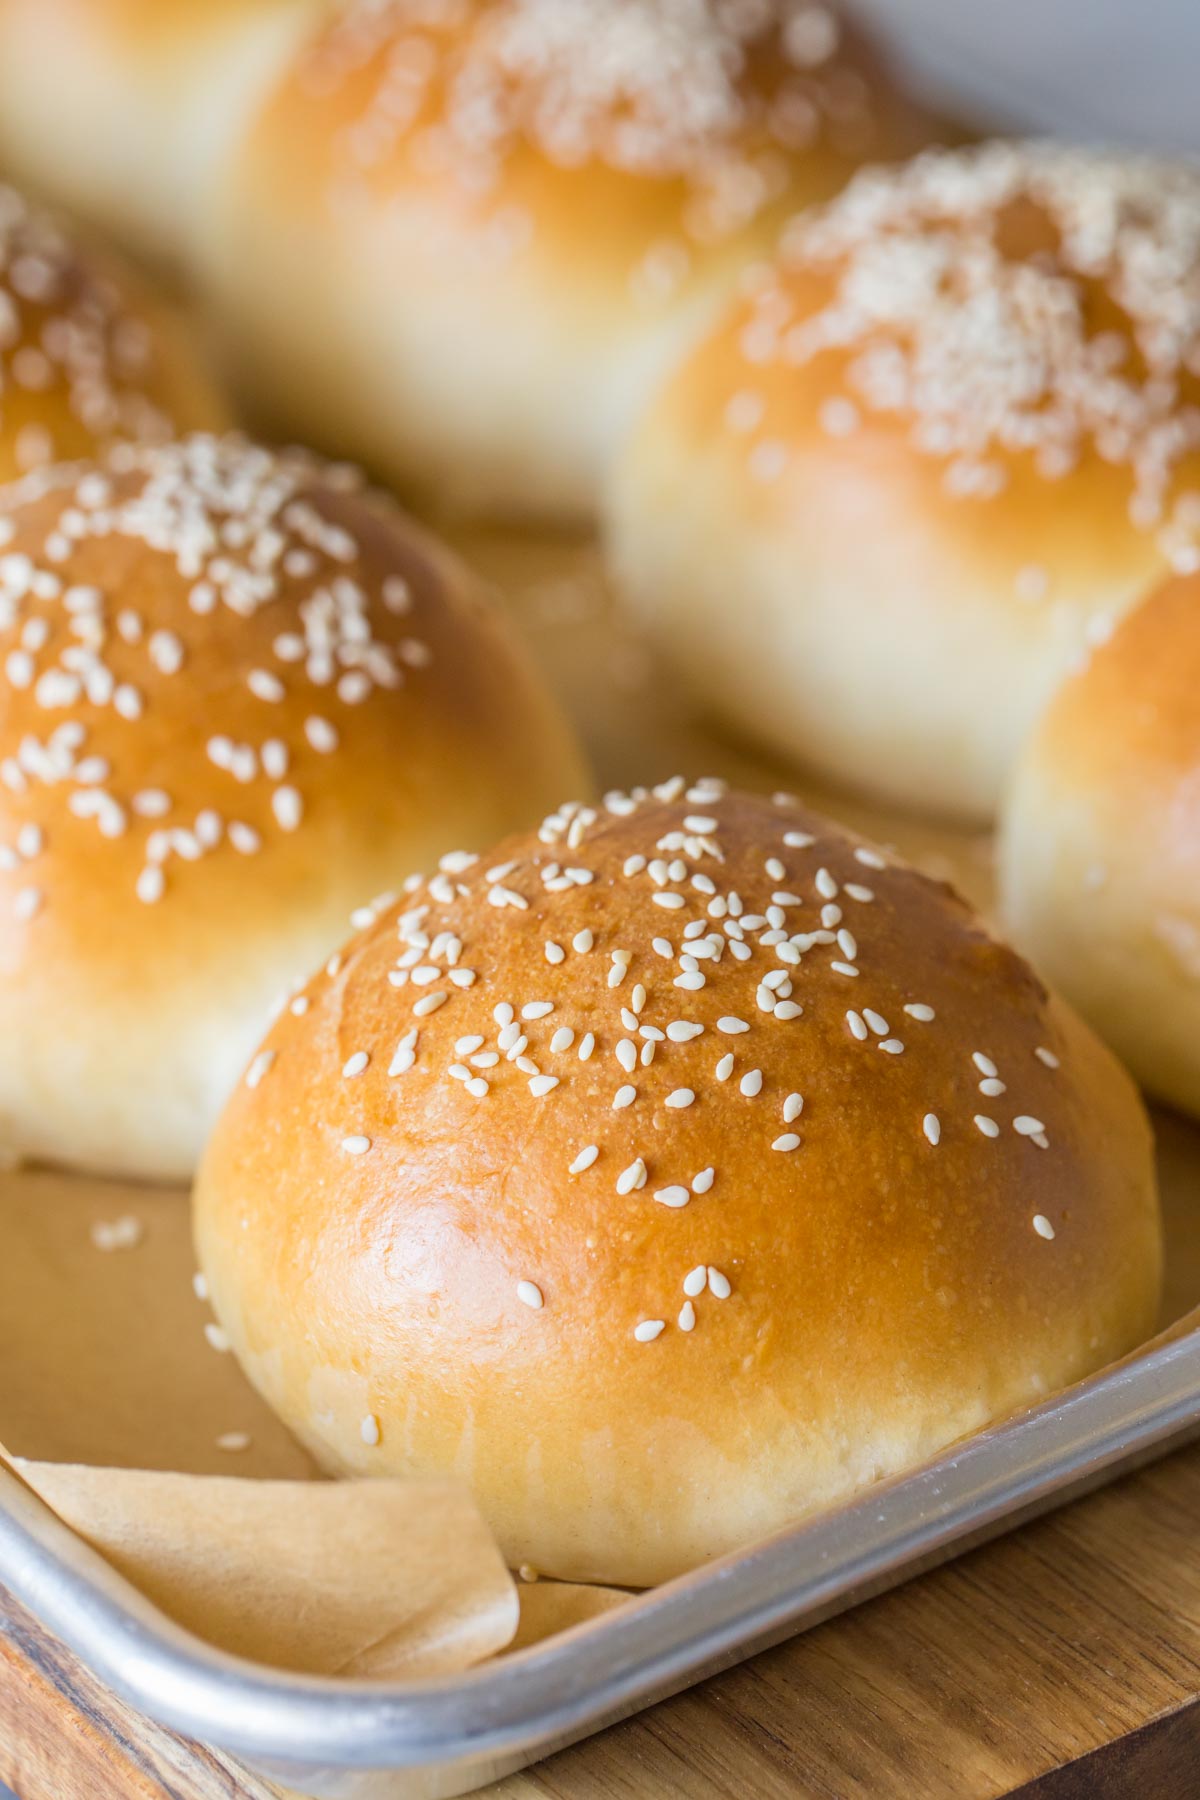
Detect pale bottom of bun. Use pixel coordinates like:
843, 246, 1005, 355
609, 446, 1160, 823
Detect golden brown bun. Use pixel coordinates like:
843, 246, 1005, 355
1001, 572, 1200, 1119
0, 433, 588, 1180
203, 0, 938, 520
0, 0, 325, 267
194, 781, 1160, 1587
0, 184, 226, 483
608, 142, 1200, 822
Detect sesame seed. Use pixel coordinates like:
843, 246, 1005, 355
1013, 1115, 1045, 1136
135, 866, 165, 905
972, 1052, 999, 1077
740, 1069, 763, 1097
923, 1113, 941, 1145
830, 960, 859, 978
550, 1027, 574, 1052
613, 1084, 637, 1109
569, 1145, 599, 1174
634, 1320, 665, 1343
204, 1324, 231, 1354
716, 1053, 734, 1080
245, 1050, 275, 1089
13, 885, 42, 920
691, 1168, 714, 1194
655, 1185, 691, 1207
272, 786, 303, 832
617, 1158, 647, 1194
465, 1078, 489, 1097
573, 929, 593, 952
846, 1010, 868, 1041
979, 1077, 1006, 1097
678, 1301, 696, 1332
361, 1415, 381, 1447
1035, 1046, 1060, 1068
773, 1133, 801, 1151
529, 1074, 559, 1097
717, 1016, 750, 1034
854, 848, 886, 870
783, 1093, 803, 1122
974, 1116, 1000, 1139
342, 1052, 369, 1077
905, 1004, 935, 1022
341, 1135, 371, 1155
545, 941, 565, 964
665, 1088, 695, 1108
413, 991, 447, 1016
578, 1033, 596, 1060
517, 1280, 544, 1309
216, 1432, 251, 1453
863, 1009, 888, 1035
1033, 1214, 1056, 1240
879, 1039, 904, 1055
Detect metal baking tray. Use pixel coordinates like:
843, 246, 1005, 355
1, 1315, 1198, 1800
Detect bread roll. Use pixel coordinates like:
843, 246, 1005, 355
194, 781, 1160, 1587
0, 0, 324, 267
0, 433, 587, 1181
203, 0, 937, 520
608, 143, 1200, 822
0, 183, 225, 483
1001, 572, 1200, 1118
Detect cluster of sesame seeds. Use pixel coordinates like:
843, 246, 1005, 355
729, 142, 1200, 565
0, 435, 434, 923
0, 185, 176, 476
303, 0, 882, 291
257, 778, 1068, 1359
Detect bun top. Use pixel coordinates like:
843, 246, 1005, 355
0, 432, 585, 930
195, 780, 1160, 1583
244, 0, 929, 290
650, 141, 1200, 574
0, 184, 223, 481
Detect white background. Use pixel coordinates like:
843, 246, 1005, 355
856, 0, 1198, 149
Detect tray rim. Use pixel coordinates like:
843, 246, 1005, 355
1, 1316, 1199, 1796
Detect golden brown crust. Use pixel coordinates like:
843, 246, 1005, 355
205, 2, 939, 517
608, 143, 1200, 820
0, 434, 588, 1177
0, 185, 225, 483
1000, 572, 1200, 1117
196, 783, 1160, 1586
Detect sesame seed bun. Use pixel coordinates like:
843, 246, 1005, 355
0, 184, 225, 484
0, 433, 588, 1181
194, 781, 1160, 1587
607, 142, 1200, 823
200, 0, 938, 521
1000, 571, 1200, 1119
0, 0, 324, 267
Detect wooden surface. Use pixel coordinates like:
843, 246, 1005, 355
2, 1436, 1199, 1799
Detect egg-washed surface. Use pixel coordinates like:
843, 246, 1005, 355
0, 435, 435, 921
0, 185, 212, 479
198, 779, 1158, 1582
726, 142, 1200, 560
289, 0, 888, 268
